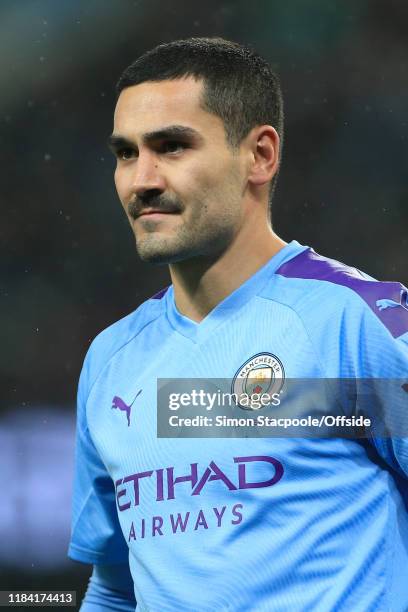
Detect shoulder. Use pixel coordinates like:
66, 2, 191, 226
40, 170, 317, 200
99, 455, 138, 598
264, 246, 408, 340
81, 287, 170, 391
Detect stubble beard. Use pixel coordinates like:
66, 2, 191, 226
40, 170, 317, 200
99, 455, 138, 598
134, 196, 241, 265
134, 214, 237, 265
132, 163, 244, 265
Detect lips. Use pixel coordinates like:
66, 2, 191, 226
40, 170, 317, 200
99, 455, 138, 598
138, 209, 175, 217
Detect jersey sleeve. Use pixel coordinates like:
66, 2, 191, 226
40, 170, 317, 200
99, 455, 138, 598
80, 564, 136, 611
354, 300, 408, 478
68, 354, 129, 565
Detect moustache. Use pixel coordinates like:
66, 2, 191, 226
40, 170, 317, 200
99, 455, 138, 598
128, 195, 182, 220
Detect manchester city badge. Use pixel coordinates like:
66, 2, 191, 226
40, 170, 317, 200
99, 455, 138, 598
232, 353, 285, 410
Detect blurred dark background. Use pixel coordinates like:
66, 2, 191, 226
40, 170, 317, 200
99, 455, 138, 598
1, 0, 407, 608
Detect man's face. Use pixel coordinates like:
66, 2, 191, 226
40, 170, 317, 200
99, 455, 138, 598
111, 77, 248, 264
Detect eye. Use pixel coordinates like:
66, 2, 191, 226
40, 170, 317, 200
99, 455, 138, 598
162, 141, 187, 154
116, 147, 136, 161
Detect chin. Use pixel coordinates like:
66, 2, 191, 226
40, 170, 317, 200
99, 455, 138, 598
135, 240, 190, 265
135, 229, 226, 264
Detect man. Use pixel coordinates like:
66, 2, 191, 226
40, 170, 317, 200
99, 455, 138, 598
68, 38, 408, 611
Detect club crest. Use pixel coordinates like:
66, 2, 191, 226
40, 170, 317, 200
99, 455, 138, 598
232, 353, 285, 410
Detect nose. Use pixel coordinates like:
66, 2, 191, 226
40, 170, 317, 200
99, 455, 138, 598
130, 150, 166, 198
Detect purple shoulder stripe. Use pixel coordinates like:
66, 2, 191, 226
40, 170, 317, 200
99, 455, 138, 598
276, 248, 408, 338
151, 287, 169, 300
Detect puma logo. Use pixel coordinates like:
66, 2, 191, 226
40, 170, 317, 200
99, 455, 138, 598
111, 389, 142, 426
376, 290, 408, 312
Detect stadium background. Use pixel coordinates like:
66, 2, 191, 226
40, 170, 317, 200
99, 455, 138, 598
1, 0, 407, 606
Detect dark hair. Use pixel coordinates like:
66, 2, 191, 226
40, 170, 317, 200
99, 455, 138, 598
116, 37, 284, 207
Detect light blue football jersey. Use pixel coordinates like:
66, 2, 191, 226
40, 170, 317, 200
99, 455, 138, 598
68, 240, 408, 612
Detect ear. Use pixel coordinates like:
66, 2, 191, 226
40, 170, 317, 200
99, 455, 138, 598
247, 125, 280, 188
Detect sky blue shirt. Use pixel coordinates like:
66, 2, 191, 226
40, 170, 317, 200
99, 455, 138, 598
68, 241, 408, 612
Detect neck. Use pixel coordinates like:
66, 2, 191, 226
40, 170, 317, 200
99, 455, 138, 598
168, 218, 286, 323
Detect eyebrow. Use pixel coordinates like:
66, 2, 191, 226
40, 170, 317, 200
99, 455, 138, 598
107, 125, 203, 151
